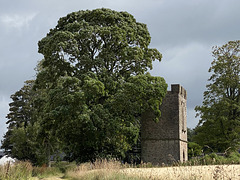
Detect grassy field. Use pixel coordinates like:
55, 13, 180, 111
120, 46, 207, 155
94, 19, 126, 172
1, 159, 240, 179
121, 165, 240, 179
63, 159, 240, 180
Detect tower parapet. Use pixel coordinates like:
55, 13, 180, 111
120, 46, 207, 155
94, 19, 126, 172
170, 84, 187, 99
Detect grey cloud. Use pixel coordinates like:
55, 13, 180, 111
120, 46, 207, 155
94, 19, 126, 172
150, 43, 214, 126
145, 0, 240, 49
0, 97, 9, 140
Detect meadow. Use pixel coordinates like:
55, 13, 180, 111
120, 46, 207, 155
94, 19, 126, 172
1, 155, 240, 180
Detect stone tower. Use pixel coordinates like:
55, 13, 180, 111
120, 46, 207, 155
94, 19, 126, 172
141, 84, 187, 164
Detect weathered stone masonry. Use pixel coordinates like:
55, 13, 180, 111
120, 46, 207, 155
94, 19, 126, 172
141, 84, 187, 164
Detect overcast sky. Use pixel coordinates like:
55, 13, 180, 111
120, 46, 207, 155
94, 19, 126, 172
0, 0, 240, 142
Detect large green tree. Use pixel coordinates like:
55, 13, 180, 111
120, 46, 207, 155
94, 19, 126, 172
35, 8, 167, 162
194, 40, 240, 152
2, 8, 167, 164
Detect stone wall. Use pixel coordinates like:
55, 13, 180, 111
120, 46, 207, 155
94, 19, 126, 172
141, 84, 188, 165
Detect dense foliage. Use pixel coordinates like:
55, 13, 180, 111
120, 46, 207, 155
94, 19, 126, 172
187, 128, 202, 158
194, 40, 240, 152
2, 8, 167, 165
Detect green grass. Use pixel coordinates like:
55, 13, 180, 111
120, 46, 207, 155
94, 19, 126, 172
32, 165, 62, 178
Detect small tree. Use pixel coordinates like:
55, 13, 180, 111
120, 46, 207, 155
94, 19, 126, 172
194, 40, 240, 152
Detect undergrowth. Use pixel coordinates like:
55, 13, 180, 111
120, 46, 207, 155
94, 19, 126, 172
182, 152, 240, 166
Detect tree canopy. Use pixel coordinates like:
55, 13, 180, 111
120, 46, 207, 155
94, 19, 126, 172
2, 8, 167, 165
194, 40, 240, 152
37, 8, 161, 86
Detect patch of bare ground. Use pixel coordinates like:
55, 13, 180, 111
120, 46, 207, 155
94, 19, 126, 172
121, 164, 240, 180
41, 178, 63, 180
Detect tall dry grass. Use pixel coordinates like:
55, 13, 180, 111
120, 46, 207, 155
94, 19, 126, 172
122, 164, 240, 180
0, 161, 63, 180
64, 158, 141, 180
0, 161, 33, 180
65, 159, 240, 180
1, 157, 240, 180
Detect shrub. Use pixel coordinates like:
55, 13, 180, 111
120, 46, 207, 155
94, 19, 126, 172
226, 152, 240, 164
184, 152, 240, 166
188, 142, 202, 159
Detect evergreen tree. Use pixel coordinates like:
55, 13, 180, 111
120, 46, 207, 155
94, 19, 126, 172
2, 80, 34, 152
